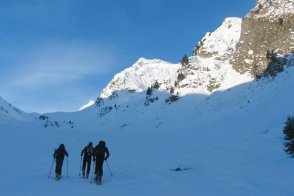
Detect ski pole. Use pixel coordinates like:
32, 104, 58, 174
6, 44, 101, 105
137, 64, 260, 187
66, 157, 69, 178
105, 160, 113, 176
79, 156, 82, 176
90, 160, 95, 183
48, 158, 55, 178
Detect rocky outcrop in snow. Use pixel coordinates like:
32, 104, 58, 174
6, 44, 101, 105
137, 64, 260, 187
232, 0, 294, 76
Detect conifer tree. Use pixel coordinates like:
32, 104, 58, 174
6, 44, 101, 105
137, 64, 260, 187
181, 54, 189, 66
283, 116, 294, 157
146, 87, 152, 96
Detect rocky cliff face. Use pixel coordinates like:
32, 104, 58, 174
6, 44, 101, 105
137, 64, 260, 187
232, 0, 294, 76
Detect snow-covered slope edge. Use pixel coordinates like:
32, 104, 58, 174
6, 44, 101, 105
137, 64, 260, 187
0, 97, 38, 123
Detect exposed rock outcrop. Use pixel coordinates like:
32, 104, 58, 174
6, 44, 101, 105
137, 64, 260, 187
232, 0, 294, 76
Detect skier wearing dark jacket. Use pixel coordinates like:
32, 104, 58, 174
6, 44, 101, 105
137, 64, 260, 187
81, 142, 94, 178
93, 140, 110, 184
53, 144, 68, 179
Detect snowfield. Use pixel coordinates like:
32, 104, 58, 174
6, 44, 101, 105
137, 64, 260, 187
1, 65, 294, 195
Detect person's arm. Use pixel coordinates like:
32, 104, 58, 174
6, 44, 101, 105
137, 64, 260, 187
53, 149, 57, 158
65, 149, 69, 157
81, 147, 85, 156
105, 148, 110, 160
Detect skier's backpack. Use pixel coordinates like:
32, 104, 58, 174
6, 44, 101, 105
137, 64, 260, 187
85, 146, 93, 156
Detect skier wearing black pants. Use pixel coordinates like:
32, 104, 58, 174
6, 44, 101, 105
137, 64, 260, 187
80, 142, 94, 178
53, 144, 68, 179
93, 141, 110, 184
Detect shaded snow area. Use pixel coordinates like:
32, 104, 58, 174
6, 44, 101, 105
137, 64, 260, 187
0, 97, 37, 124
1, 65, 294, 195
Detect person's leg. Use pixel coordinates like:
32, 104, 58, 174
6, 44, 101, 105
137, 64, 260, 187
56, 159, 63, 178
82, 157, 87, 177
58, 160, 64, 175
94, 160, 99, 180
99, 161, 104, 177
97, 159, 103, 184
55, 159, 59, 177
86, 158, 91, 178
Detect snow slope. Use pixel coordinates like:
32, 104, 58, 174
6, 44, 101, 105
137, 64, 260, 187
0, 96, 37, 124
1, 63, 294, 195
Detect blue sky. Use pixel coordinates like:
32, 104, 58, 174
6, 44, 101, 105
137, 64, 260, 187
0, 0, 255, 113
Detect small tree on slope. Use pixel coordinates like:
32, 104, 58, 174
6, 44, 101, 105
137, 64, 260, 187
283, 116, 294, 157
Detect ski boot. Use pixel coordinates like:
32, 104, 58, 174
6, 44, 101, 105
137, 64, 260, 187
97, 175, 102, 185
94, 174, 101, 184
55, 173, 61, 180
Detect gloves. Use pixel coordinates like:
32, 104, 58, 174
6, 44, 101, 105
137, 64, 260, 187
104, 157, 108, 161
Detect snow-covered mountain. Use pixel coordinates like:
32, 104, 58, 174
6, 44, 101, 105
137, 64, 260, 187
1, 1, 294, 195
99, 17, 252, 99
100, 58, 180, 98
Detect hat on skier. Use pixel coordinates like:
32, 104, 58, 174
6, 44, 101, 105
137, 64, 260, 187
89, 142, 93, 146
99, 140, 105, 146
